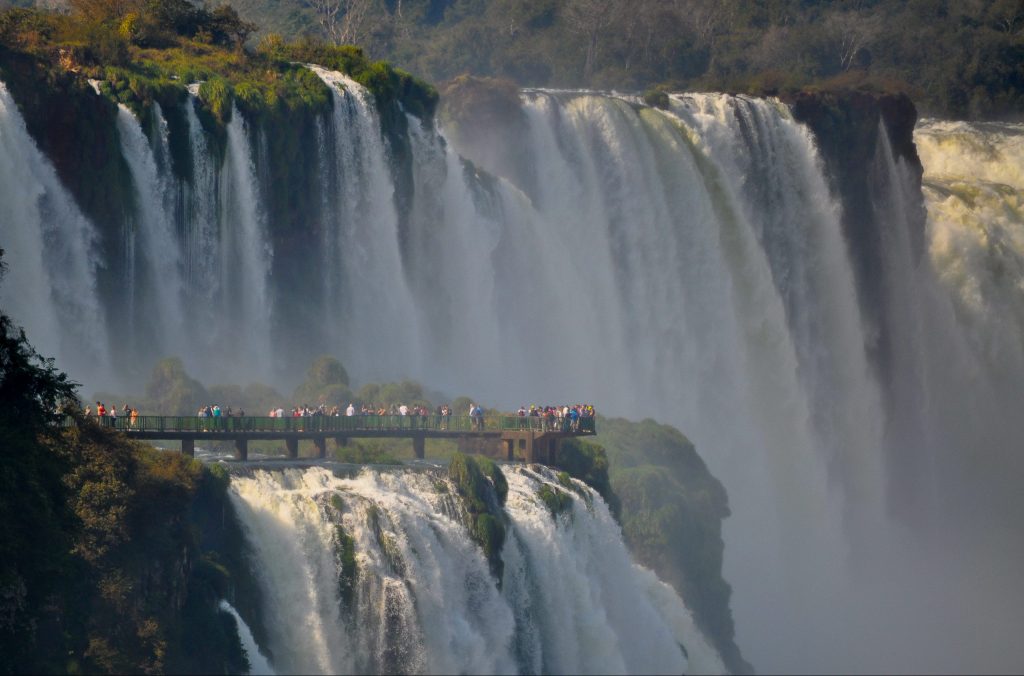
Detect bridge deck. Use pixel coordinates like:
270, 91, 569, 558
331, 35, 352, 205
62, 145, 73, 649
68, 415, 595, 463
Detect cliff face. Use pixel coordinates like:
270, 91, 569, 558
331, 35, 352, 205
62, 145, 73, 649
787, 89, 927, 376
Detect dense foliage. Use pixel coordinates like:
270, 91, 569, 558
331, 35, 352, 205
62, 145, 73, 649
219, 0, 1023, 119
0, 0, 437, 122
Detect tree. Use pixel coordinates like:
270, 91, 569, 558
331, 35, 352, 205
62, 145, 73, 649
0, 249, 78, 673
311, 0, 373, 45
563, 0, 621, 80
823, 9, 883, 71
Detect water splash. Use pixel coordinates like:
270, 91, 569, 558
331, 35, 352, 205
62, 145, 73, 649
228, 465, 721, 675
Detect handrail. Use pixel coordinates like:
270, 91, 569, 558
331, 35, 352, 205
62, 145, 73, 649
64, 414, 596, 435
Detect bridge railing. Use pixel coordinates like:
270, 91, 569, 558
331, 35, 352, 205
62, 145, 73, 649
66, 414, 596, 435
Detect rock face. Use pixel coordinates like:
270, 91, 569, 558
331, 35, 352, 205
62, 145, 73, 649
787, 89, 926, 376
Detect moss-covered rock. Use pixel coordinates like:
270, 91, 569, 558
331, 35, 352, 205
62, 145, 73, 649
595, 415, 749, 674
537, 483, 573, 517
447, 453, 507, 581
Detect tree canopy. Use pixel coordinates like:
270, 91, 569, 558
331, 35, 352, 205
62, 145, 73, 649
232, 0, 1024, 119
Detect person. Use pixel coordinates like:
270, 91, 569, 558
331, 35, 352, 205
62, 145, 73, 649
96, 401, 106, 417
130, 407, 138, 428
346, 403, 355, 417
84, 405, 92, 417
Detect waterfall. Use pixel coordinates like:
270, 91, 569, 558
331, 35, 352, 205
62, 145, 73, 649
0, 82, 110, 386
115, 103, 187, 358
219, 104, 273, 380
6, 68, 1024, 671
219, 600, 275, 675
227, 465, 723, 675
310, 66, 421, 380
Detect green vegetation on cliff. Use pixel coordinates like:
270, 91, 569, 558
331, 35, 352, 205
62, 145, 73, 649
590, 416, 750, 675
447, 453, 507, 581
0, 1, 437, 124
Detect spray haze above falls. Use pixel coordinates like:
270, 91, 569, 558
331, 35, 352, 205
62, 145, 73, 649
2, 62, 1024, 673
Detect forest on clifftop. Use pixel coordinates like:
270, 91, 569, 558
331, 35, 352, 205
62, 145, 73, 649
4, 0, 1021, 118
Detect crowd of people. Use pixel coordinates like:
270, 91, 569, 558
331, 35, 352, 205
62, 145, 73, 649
515, 404, 596, 432
80, 400, 596, 433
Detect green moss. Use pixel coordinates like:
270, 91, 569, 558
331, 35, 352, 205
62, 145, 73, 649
198, 76, 232, 123
472, 513, 505, 564
537, 483, 573, 517
643, 88, 670, 109
335, 525, 357, 608
554, 438, 618, 517
475, 455, 508, 506
447, 453, 507, 580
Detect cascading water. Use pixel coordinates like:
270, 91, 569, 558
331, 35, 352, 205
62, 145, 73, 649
227, 464, 723, 675
219, 600, 275, 676
5, 65, 1024, 672
115, 103, 187, 357
309, 66, 422, 377
0, 82, 110, 387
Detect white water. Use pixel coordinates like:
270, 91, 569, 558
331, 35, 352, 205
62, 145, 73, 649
5, 70, 1024, 672
228, 465, 722, 675
115, 103, 187, 356
0, 82, 110, 386
219, 600, 275, 675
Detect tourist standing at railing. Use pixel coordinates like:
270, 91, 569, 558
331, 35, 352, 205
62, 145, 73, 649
346, 403, 355, 416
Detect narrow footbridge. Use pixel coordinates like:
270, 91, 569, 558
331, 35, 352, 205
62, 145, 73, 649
74, 415, 596, 463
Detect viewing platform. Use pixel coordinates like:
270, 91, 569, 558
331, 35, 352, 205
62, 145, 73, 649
68, 415, 596, 463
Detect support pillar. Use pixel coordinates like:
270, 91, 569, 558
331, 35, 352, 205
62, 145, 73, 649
286, 438, 298, 459
181, 438, 195, 458
524, 432, 536, 464
412, 435, 425, 460
234, 438, 248, 462
313, 437, 327, 459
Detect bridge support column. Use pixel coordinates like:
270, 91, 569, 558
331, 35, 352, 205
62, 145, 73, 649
286, 438, 298, 459
234, 438, 248, 462
548, 438, 560, 465
313, 438, 327, 459
524, 433, 537, 464
412, 435, 425, 460
181, 438, 194, 458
